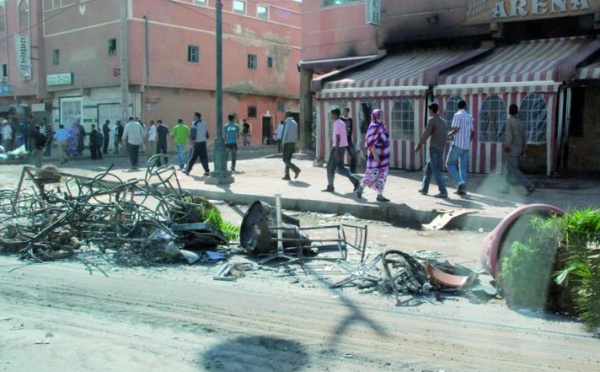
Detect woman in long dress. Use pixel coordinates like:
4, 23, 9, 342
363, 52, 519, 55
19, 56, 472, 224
65, 122, 80, 156
356, 109, 391, 202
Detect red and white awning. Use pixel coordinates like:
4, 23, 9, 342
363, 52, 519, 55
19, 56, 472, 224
317, 49, 468, 100
576, 61, 600, 80
435, 38, 591, 96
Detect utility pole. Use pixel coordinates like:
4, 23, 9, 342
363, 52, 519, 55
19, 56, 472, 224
207, 0, 233, 184
120, 0, 130, 121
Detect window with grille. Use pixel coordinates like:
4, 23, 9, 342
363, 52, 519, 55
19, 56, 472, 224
53, 49, 60, 65
0, 6, 5, 32
391, 100, 415, 140
247, 54, 257, 69
108, 39, 117, 56
478, 95, 507, 143
247, 106, 257, 118
233, 0, 246, 14
18, 0, 29, 33
257, 5, 268, 20
519, 94, 547, 144
267, 56, 273, 69
443, 96, 464, 131
188, 45, 199, 63
194, 0, 207, 6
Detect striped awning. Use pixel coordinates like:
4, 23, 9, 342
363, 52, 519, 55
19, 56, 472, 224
317, 49, 469, 100
435, 38, 592, 96
576, 61, 600, 80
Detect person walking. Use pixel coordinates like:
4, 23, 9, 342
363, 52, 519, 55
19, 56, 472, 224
341, 107, 357, 174
242, 119, 250, 147
30, 126, 46, 168
102, 120, 111, 154
446, 100, 474, 196
66, 121, 80, 156
54, 124, 69, 164
185, 112, 210, 176
355, 109, 391, 202
281, 111, 301, 181
43, 119, 53, 157
223, 114, 240, 172
89, 124, 100, 160
499, 104, 536, 196
122, 116, 145, 170
275, 120, 285, 152
171, 119, 190, 170
415, 103, 449, 198
323, 108, 360, 193
147, 120, 157, 156
115, 120, 124, 154
1, 120, 12, 152
77, 121, 86, 156
155, 119, 169, 167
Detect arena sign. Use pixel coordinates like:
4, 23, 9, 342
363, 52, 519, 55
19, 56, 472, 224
466, 0, 599, 24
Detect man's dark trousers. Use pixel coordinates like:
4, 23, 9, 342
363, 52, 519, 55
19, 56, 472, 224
327, 147, 359, 188
128, 144, 140, 168
282, 142, 300, 178
186, 142, 210, 173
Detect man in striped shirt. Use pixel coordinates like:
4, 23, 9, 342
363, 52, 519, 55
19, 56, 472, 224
446, 100, 474, 195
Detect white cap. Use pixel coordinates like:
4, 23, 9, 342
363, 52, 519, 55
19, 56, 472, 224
1, 119, 7, 124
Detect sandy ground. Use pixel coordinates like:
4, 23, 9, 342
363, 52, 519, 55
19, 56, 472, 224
0, 161, 598, 371
1, 206, 599, 372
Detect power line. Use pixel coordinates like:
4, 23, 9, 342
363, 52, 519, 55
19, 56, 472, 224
163, 0, 298, 48
0, 0, 99, 45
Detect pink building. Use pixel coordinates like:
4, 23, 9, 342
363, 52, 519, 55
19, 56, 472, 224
0, 0, 301, 148
301, 0, 600, 175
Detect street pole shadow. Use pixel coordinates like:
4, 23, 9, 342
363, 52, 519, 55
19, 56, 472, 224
200, 335, 309, 372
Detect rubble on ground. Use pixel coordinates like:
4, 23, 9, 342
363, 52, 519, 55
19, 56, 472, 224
0, 156, 236, 265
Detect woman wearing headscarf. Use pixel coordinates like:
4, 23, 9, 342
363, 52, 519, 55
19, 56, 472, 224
356, 109, 390, 202
66, 121, 80, 156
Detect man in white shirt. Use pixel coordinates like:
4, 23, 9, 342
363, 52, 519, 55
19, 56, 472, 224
185, 112, 210, 176
147, 120, 157, 155
446, 100, 474, 195
323, 108, 360, 193
122, 116, 145, 169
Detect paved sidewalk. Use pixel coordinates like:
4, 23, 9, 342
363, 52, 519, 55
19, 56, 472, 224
8, 148, 599, 229
111, 155, 599, 229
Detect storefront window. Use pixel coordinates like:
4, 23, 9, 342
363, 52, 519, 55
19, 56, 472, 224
358, 101, 377, 134
443, 96, 464, 130
60, 97, 82, 128
519, 94, 547, 144
479, 95, 507, 143
390, 99, 414, 141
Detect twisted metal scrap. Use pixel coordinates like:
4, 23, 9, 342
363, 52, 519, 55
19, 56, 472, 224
0, 155, 210, 262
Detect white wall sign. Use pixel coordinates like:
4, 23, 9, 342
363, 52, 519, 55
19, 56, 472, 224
14, 33, 31, 80
47, 73, 74, 86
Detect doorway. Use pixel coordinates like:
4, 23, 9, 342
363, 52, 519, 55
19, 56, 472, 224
262, 115, 273, 145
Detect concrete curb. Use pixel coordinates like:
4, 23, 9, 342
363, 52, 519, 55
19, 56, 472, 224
182, 186, 503, 230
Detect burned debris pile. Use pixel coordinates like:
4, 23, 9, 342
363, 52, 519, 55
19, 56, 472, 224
0, 157, 236, 264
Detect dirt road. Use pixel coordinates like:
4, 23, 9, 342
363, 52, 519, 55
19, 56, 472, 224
1, 244, 598, 372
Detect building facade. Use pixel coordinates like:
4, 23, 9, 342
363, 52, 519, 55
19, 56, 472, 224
0, 0, 301, 148
301, 0, 600, 175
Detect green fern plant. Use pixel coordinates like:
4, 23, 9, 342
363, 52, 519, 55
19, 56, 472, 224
554, 208, 600, 331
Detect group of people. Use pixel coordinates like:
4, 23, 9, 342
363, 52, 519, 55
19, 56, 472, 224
317, 100, 535, 203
